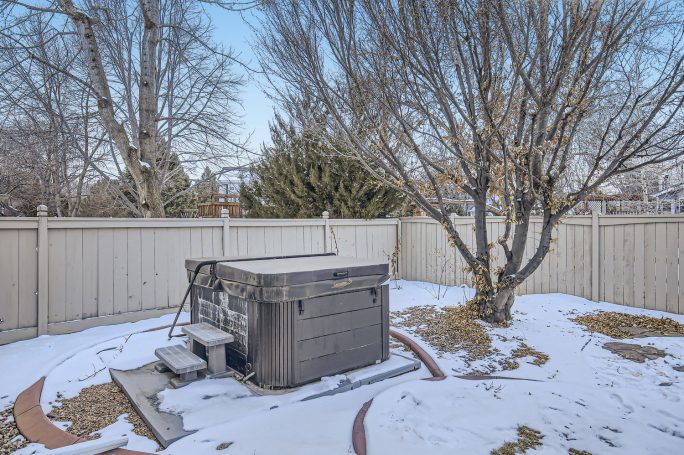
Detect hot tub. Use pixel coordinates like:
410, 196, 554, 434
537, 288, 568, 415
185, 254, 390, 389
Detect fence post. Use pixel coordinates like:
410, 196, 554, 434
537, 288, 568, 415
221, 208, 230, 256
591, 210, 600, 302
37, 205, 49, 335
322, 211, 330, 253
395, 218, 402, 279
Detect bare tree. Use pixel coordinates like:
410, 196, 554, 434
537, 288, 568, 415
0, 15, 108, 216
1, 0, 247, 217
257, 0, 684, 322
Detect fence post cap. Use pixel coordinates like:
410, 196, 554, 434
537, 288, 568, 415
322, 211, 330, 219
220, 208, 230, 218
37, 205, 48, 216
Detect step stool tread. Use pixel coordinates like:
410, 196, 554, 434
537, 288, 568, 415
155, 345, 206, 374
182, 322, 234, 346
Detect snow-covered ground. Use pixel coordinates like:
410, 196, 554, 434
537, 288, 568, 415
2, 281, 683, 454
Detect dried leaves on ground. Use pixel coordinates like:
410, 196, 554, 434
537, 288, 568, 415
0, 407, 28, 455
511, 343, 549, 367
573, 312, 684, 339
48, 382, 158, 446
491, 425, 543, 455
391, 304, 491, 359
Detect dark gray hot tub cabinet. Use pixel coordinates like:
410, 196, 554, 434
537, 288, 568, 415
185, 254, 390, 389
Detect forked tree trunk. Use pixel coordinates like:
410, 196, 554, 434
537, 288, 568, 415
59, 0, 166, 218
476, 286, 516, 323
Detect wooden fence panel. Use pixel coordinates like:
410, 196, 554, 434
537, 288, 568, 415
4, 214, 684, 345
400, 215, 683, 314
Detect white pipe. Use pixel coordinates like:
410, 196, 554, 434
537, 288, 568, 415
47, 436, 128, 455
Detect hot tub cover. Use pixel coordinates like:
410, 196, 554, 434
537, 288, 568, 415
185, 254, 390, 302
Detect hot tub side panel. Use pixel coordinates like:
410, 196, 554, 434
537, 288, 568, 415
192, 283, 390, 389
292, 285, 388, 385
252, 301, 296, 388
191, 284, 251, 373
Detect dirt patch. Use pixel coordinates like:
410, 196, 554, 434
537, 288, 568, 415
602, 342, 667, 363
491, 425, 543, 455
391, 304, 491, 359
48, 382, 158, 446
511, 343, 549, 367
573, 312, 684, 339
0, 407, 28, 455
568, 449, 592, 455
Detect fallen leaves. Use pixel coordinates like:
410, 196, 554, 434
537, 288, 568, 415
391, 303, 492, 359
511, 343, 549, 366
573, 312, 684, 339
491, 425, 543, 455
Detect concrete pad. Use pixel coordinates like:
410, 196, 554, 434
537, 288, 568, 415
301, 353, 421, 401
110, 363, 195, 448
111, 353, 419, 447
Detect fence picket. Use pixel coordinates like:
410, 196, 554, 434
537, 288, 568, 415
3, 214, 684, 345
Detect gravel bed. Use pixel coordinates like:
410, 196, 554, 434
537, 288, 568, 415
48, 382, 158, 447
0, 407, 28, 455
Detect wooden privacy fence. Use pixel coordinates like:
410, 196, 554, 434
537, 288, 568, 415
0, 208, 398, 344
2, 210, 683, 344
400, 214, 684, 316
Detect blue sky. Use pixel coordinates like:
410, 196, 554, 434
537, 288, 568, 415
205, 5, 275, 155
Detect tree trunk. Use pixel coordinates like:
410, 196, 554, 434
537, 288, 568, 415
138, 170, 165, 217
476, 286, 515, 324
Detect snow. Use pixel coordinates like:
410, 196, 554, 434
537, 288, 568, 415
367, 292, 684, 454
0, 312, 189, 410
2, 281, 684, 454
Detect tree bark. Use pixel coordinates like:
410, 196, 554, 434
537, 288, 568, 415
477, 285, 515, 324
58, 0, 165, 217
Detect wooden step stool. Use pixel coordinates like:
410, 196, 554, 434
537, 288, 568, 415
155, 344, 206, 388
182, 322, 234, 378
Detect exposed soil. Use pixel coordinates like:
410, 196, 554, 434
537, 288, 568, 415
602, 342, 667, 363
491, 425, 543, 455
0, 407, 28, 455
391, 303, 491, 359
47, 382, 158, 447
573, 312, 684, 339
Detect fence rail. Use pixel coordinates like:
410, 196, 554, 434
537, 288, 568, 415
1, 210, 683, 344
0, 210, 398, 344
400, 214, 684, 316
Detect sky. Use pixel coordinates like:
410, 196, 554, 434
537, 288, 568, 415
204, 5, 275, 157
